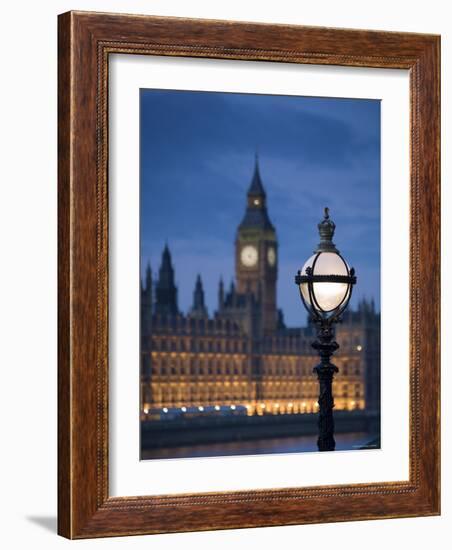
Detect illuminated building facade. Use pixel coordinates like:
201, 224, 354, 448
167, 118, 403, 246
141, 159, 380, 419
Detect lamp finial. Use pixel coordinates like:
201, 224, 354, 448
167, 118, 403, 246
315, 207, 338, 253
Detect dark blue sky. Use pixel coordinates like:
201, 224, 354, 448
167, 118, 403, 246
140, 89, 380, 326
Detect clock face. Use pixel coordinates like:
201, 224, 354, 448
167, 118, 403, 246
240, 245, 258, 267
267, 247, 276, 267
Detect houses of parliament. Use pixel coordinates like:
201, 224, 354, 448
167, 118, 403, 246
140, 158, 381, 419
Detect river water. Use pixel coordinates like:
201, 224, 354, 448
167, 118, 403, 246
141, 432, 379, 460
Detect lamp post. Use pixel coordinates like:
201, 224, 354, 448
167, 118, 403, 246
295, 208, 356, 451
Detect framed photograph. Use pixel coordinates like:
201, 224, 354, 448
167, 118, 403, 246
58, 11, 440, 538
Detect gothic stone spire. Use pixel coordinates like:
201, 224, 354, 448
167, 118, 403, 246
155, 245, 179, 316
190, 274, 208, 318
247, 152, 266, 198
218, 276, 225, 310
238, 155, 274, 232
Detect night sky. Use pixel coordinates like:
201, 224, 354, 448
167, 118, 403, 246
140, 89, 380, 326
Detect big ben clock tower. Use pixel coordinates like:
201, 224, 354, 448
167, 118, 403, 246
235, 155, 278, 333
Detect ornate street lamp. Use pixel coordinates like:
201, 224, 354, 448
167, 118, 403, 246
295, 208, 356, 451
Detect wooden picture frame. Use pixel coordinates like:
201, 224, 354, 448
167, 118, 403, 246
58, 11, 440, 539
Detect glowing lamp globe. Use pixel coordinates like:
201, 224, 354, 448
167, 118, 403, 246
295, 208, 356, 320
300, 252, 350, 312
